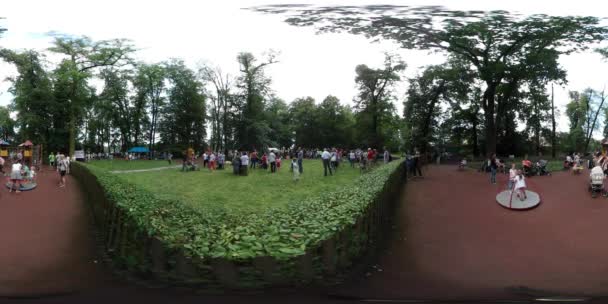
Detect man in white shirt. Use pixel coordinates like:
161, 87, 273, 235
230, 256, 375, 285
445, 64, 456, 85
240, 152, 249, 176
321, 148, 332, 176
269, 151, 277, 173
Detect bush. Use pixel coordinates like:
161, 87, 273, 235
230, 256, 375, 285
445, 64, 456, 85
72, 159, 406, 286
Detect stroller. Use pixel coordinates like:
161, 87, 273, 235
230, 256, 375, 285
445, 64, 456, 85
534, 160, 551, 176
589, 171, 606, 198
522, 160, 535, 177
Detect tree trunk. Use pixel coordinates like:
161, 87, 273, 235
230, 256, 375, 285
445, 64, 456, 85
483, 88, 497, 157
585, 90, 607, 153
68, 114, 76, 156
471, 110, 479, 157
551, 84, 556, 159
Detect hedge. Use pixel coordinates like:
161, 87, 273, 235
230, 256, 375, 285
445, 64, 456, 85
72, 159, 407, 288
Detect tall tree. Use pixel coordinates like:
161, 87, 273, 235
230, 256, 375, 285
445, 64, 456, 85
354, 54, 405, 149
0, 106, 16, 142
48, 35, 134, 156
289, 96, 318, 148
235, 52, 277, 151
160, 60, 206, 153
133, 63, 166, 156
255, 5, 608, 155
0, 49, 57, 149
551, 84, 556, 158
200, 66, 235, 153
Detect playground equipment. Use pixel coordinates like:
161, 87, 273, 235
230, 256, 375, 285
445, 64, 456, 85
495, 175, 541, 210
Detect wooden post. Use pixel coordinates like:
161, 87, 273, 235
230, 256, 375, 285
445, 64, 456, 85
212, 259, 239, 288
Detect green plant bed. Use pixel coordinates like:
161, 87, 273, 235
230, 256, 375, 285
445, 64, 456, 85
87, 159, 176, 171
120, 160, 361, 213
72, 159, 406, 287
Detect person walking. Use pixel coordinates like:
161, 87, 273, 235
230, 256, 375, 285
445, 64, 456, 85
297, 148, 304, 174
291, 159, 300, 182
57, 154, 69, 187
349, 150, 356, 168
322, 148, 332, 176
269, 150, 277, 173
490, 153, 498, 184
49, 152, 56, 169
167, 152, 173, 165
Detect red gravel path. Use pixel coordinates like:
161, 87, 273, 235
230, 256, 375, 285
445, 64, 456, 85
0, 167, 115, 297
335, 164, 608, 300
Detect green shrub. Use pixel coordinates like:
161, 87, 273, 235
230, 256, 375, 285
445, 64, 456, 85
76, 159, 404, 262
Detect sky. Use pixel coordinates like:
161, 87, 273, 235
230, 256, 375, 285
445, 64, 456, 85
1, 0, 608, 136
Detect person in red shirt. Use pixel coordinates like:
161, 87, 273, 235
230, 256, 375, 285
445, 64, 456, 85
367, 148, 374, 162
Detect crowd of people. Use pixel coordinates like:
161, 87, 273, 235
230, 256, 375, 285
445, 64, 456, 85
176, 146, 395, 181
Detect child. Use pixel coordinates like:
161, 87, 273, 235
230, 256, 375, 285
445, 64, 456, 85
514, 169, 527, 201
209, 152, 216, 171
10, 160, 23, 193
508, 163, 517, 190
276, 156, 282, 171
291, 159, 300, 182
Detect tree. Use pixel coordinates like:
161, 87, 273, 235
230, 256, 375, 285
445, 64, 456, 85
200, 65, 235, 153
289, 96, 318, 148
48, 35, 134, 156
255, 5, 608, 155
264, 97, 292, 148
235, 52, 277, 151
133, 63, 166, 155
317, 95, 355, 148
0, 49, 57, 149
160, 60, 206, 153
354, 54, 405, 149
0, 106, 15, 141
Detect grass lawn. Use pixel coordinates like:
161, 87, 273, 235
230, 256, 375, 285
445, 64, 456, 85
87, 159, 175, 171
118, 160, 365, 213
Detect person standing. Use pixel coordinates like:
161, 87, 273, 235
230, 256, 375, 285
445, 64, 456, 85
330, 149, 337, 171
203, 151, 209, 168
9, 160, 23, 193
490, 153, 498, 184
297, 148, 304, 174
49, 152, 56, 169
349, 150, 356, 168
269, 150, 277, 173
322, 148, 332, 176
57, 155, 69, 188
208, 151, 216, 172
232, 151, 241, 175
383, 147, 390, 164
250, 150, 258, 169
291, 159, 300, 182
240, 152, 249, 176
167, 152, 173, 165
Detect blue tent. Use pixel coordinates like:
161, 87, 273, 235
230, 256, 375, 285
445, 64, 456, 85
128, 146, 149, 153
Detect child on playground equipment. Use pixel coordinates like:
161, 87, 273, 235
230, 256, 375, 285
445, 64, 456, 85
514, 169, 527, 201
508, 163, 517, 190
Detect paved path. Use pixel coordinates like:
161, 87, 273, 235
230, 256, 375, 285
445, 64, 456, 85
334, 165, 608, 300
110, 165, 181, 174
0, 167, 116, 297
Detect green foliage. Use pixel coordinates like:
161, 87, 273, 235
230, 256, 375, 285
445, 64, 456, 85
353, 54, 405, 149
0, 106, 15, 141
77, 159, 404, 260
160, 60, 207, 152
